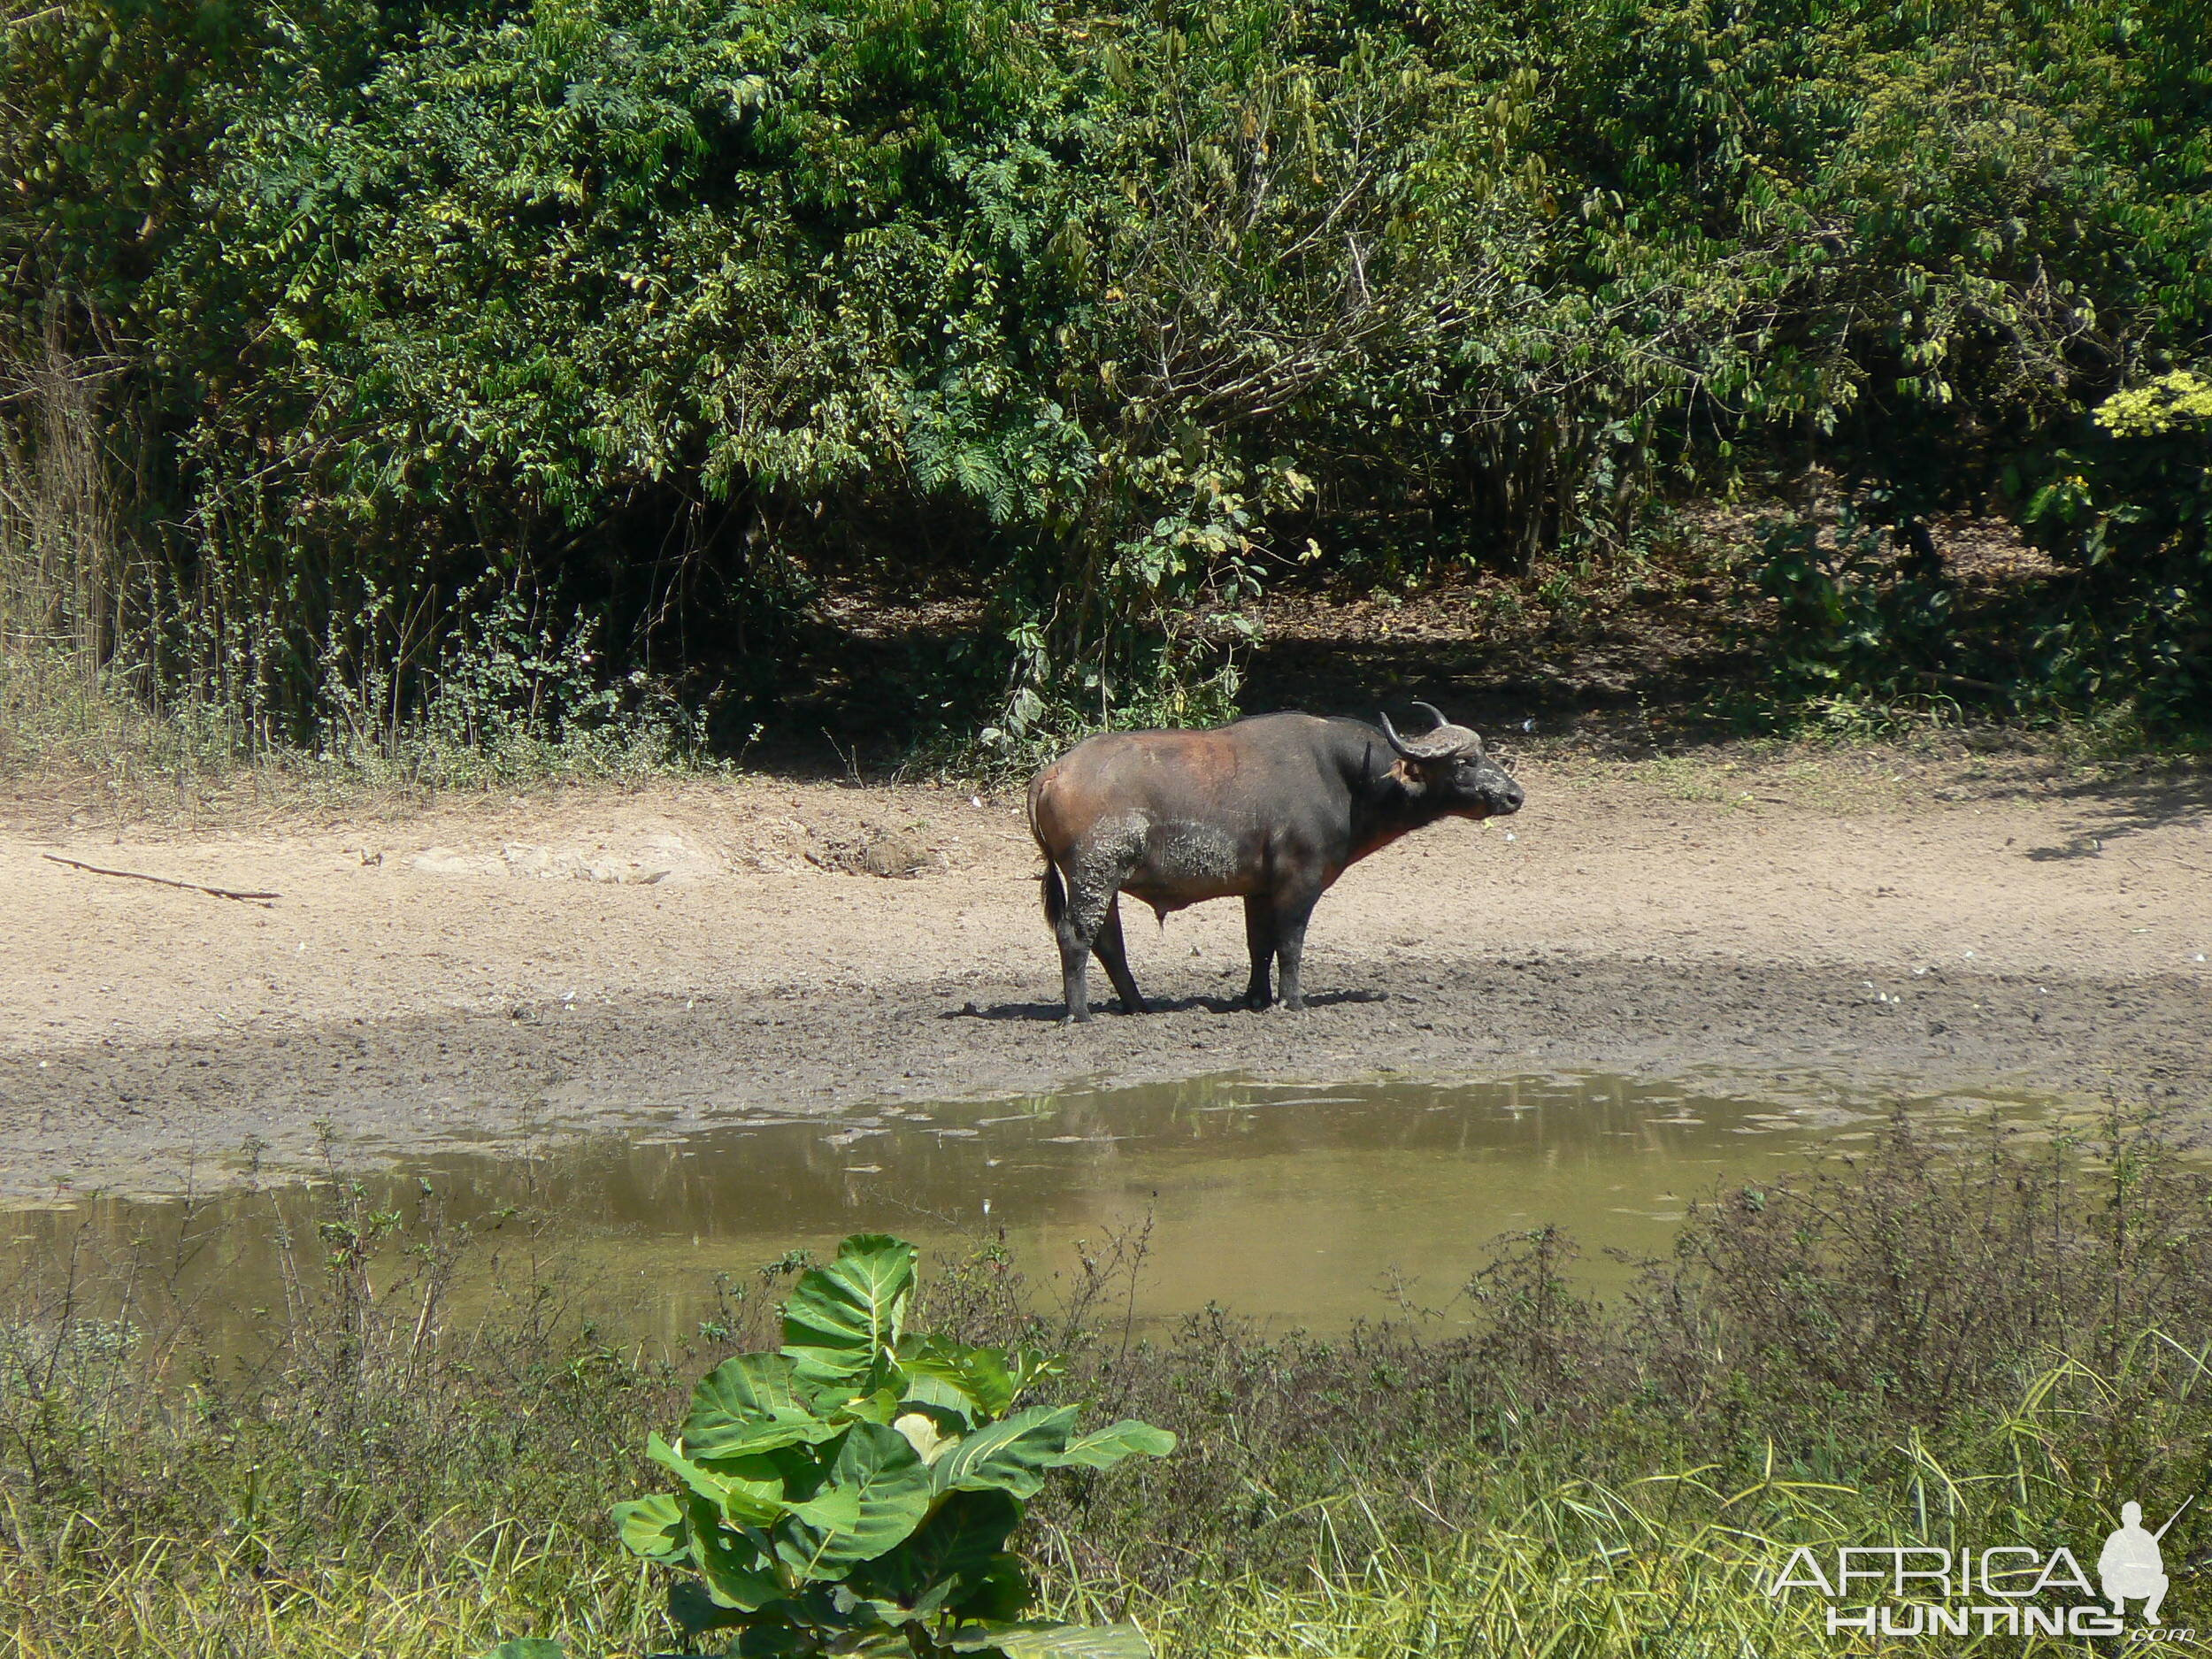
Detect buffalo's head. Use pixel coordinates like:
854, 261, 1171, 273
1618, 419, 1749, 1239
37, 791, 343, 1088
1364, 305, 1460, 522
1379, 703, 1525, 819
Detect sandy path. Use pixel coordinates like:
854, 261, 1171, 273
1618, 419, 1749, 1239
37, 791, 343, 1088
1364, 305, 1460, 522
2, 750, 2207, 1195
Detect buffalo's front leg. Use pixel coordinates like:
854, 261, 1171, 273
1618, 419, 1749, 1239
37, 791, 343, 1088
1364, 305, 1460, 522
1241, 895, 1278, 1010
1093, 896, 1148, 1015
1271, 889, 1322, 1011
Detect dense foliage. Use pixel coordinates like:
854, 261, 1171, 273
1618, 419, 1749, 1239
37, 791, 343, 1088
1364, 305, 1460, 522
4, 0, 2208, 749
2022, 370, 2212, 726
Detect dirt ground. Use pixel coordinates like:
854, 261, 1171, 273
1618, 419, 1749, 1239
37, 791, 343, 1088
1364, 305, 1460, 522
1, 741, 2208, 1198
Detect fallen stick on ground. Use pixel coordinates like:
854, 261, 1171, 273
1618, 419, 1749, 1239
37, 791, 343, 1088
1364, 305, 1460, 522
42, 853, 280, 906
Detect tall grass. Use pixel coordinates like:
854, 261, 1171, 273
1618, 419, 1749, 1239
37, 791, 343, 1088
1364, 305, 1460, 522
0, 315, 715, 800
0, 311, 163, 789
4, 1110, 2209, 1656
0, 309, 127, 674
1125, 1333, 2212, 1655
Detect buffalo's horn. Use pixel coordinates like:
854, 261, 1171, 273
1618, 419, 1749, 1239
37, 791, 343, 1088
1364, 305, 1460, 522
1381, 704, 1482, 760
1377, 710, 1419, 759
1417, 701, 1485, 756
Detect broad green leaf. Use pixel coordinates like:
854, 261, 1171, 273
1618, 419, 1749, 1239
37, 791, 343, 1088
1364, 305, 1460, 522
787, 1631, 916, 1659
851, 1488, 1024, 1612
682, 1492, 785, 1611
899, 1334, 1017, 1418
729, 1621, 823, 1656
703, 1453, 796, 1525
783, 1235, 917, 1385
1051, 1419, 1176, 1470
828, 1385, 902, 1426
783, 1482, 862, 1536
650, 1432, 729, 1507
693, 1350, 811, 1417
836, 1633, 926, 1659
930, 1403, 1080, 1499
611, 1492, 687, 1563
649, 1432, 788, 1526
474, 1642, 565, 1659
951, 1554, 1034, 1623
828, 1586, 915, 1625
899, 1367, 983, 1428
781, 1419, 934, 1578
685, 1353, 838, 1459
991, 1623, 1154, 1659
667, 1579, 750, 1636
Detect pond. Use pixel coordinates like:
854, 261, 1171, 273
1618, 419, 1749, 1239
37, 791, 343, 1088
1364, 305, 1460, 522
1, 1069, 2059, 1356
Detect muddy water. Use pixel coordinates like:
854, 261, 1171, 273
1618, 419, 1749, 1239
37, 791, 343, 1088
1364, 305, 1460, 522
3, 1071, 2047, 1350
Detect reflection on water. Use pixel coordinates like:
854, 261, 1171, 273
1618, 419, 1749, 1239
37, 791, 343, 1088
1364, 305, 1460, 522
1, 1071, 2046, 1350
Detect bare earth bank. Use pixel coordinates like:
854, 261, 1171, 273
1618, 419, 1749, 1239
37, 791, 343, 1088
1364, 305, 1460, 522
2, 749, 2207, 1197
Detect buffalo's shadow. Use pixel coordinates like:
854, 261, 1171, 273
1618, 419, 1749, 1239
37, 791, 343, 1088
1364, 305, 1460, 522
945, 988, 1387, 1022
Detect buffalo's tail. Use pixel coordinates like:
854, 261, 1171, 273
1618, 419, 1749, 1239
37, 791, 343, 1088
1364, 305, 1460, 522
1027, 772, 1065, 932
1040, 860, 1067, 932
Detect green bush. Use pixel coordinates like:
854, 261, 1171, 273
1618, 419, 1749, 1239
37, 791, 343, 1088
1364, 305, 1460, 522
494, 1234, 1173, 1659
1751, 501, 1956, 710
5, 0, 2211, 750
2021, 369, 2212, 730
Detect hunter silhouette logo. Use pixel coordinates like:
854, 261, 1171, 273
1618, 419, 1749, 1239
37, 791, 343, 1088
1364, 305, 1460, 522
1768, 1496, 2198, 1640
2101, 1500, 2192, 1625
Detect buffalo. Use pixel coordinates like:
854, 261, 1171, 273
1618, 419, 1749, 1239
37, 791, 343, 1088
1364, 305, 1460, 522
1026, 703, 1524, 1021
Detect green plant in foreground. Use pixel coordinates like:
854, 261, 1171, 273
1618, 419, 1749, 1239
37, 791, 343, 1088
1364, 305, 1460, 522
481, 1234, 1173, 1659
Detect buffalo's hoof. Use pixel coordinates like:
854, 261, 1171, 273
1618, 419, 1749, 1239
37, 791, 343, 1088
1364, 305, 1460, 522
1061, 1010, 1092, 1025
1119, 998, 1148, 1016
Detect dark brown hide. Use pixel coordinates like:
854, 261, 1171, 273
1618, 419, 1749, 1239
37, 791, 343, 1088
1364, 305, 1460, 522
1027, 710, 1523, 1020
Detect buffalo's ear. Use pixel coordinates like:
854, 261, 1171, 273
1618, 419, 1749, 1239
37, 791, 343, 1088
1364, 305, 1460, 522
1370, 741, 1421, 783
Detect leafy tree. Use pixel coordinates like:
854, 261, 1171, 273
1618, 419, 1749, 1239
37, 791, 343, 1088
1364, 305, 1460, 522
6, 0, 2210, 746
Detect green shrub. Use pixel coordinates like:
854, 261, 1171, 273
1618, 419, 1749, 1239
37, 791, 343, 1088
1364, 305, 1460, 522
488, 1234, 1174, 1659
12, 0, 2209, 754
2021, 368, 2212, 730
1751, 501, 1956, 710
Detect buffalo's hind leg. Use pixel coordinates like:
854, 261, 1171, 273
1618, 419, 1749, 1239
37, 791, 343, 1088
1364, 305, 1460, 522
1053, 864, 1125, 1025
1055, 898, 1094, 1024
1241, 895, 1277, 1010
1271, 888, 1322, 1011
1093, 896, 1148, 1015
1042, 860, 1092, 1023
1049, 827, 1144, 1024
